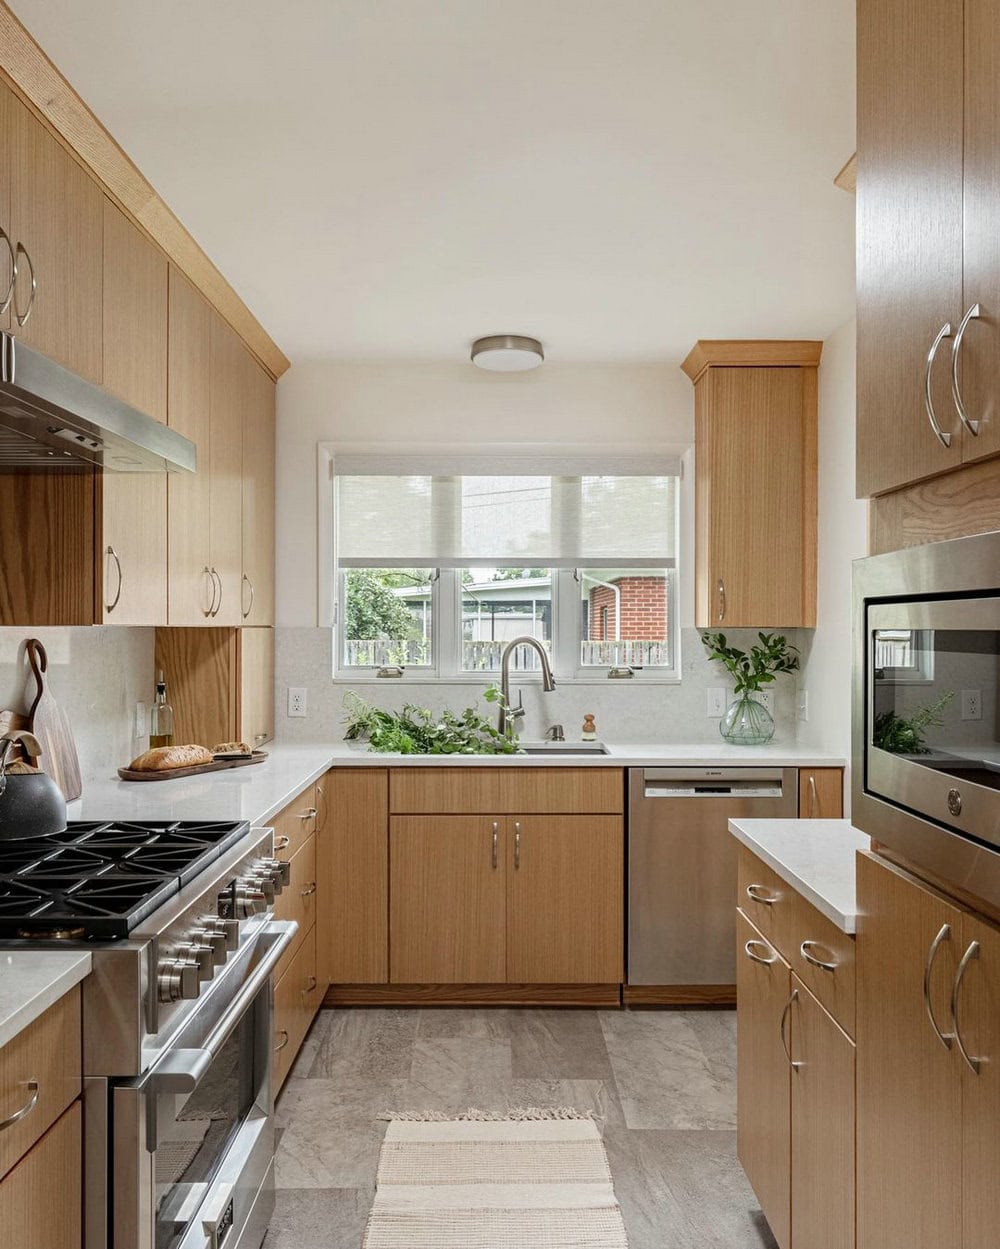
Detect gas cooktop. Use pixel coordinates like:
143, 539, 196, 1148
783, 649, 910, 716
0, 820, 250, 940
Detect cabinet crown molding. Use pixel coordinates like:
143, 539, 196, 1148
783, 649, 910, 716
681, 339, 824, 384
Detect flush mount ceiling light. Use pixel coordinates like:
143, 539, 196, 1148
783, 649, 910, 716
471, 335, 544, 372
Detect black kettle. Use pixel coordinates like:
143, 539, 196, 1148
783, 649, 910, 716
0, 730, 68, 840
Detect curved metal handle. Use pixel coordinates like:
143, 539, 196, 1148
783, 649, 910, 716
746, 883, 779, 906
241, 572, 255, 619
105, 545, 123, 613
0, 228, 16, 316
300, 882, 317, 897
951, 940, 981, 1075
924, 321, 954, 447
491, 821, 499, 870
800, 940, 838, 972
744, 939, 777, 966
209, 568, 223, 617
717, 578, 726, 622
274, 1029, 289, 1053
514, 820, 521, 869
13, 242, 35, 327
923, 923, 955, 1050
808, 775, 818, 818
0, 1080, 39, 1132
274, 835, 290, 851
297, 807, 318, 820
779, 989, 802, 1071
202, 566, 217, 618
950, 303, 981, 435
301, 975, 317, 994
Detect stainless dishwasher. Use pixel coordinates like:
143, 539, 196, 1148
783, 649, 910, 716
627, 767, 798, 988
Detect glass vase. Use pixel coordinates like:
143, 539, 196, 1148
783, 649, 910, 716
720, 692, 774, 745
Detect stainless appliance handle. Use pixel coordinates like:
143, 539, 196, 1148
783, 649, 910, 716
105, 545, 123, 613
924, 321, 954, 448
200, 1180, 235, 1249
923, 923, 955, 1050
0, 228, 16, 315
951, 940, 981, 1075
950, 302, 981, 435
13, 242, 35, 327
779, 988, 802, 1071
743, 939, 777, 966
241, 572, 254, 619
0, 1079, 38, 1132
144, 920, 298, 1093
800, 940, 837, 972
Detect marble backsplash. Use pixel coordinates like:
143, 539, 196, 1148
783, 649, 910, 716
274, 626, 813, 746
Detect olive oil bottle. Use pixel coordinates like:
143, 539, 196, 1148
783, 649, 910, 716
149, 671, 175, 748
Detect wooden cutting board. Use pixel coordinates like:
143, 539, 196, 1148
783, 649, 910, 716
25, 638, 82, 801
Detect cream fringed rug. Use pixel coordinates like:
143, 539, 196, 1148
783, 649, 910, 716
363, 1109, 628, 1248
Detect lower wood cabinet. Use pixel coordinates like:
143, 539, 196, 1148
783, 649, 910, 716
0, 1101, 81, 1249
798, 768, 843, 819
273, 924, 323, 1094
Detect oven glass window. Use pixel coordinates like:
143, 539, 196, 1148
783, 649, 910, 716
154, 1013, 257, 1249
872, 627, 1000, 790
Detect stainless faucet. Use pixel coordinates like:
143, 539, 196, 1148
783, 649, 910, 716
498, 635, 556, 737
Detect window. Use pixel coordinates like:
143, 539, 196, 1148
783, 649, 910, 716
331, 453, 680, 680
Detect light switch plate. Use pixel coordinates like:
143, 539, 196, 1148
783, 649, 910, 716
707, 688, 726, 718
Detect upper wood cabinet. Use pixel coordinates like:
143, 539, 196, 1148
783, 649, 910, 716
208, 315, 246, 627
857, 0, 1000, 497
682, 341, 820, 629
240, 355, 275, 625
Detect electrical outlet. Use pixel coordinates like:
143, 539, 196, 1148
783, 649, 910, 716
287, 687, 308, 718
134, 701, 147, 738
797, 688, 809, 722
707, 688, 726, 718
961, 689, 982, 721
757, 689, 775, 715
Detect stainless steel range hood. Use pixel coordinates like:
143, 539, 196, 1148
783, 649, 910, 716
0, 332, 196, 472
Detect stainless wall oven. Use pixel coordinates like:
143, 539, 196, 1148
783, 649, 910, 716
853, 531, 1000, 909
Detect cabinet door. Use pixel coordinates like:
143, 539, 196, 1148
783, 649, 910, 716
208, 314, 245, 625
240, 356, 275, 625
736, 910, 791, 1249
0, 81, 15, 332
8, 89, 103, 383
0, 1101, 81, 1249
506, 816, 623, 983
957, 910, 1000, 1248
238, 626, 273, 749
790, 976, 855, 1249
856, 0, 965, 495
958, 0, 1000, 463
856, 853, 963, 1249
167, 268, 214, 624
697, 367, 812, 628
798, 768, 843, 819
389, 816, 505, 983
274, 924, 321, 1094
96, 472, 166, 624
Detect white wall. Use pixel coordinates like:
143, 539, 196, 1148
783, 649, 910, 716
275, 360, 693, 627
801, 318, 868, 794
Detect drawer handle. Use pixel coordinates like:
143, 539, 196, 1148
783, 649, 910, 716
779, 990, 802, 1072
744, 939, 777, 966
0, 1080, 39, 1132
800, 941, 838, 972
746, 883, 779, 906
297, 808, 318, 820
274, 1029, 289, 1053
923, 923, 955, 1051
302, 976, 317, 994
274, 836, 290, 851
300, 882, 317, 897
951, 941, 982, 1076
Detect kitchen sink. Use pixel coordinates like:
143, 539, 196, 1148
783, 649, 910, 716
519, 741, 610, 755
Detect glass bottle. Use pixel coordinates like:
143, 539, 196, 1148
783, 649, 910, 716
149, 671, 175, 748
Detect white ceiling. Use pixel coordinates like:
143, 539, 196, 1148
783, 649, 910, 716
11, 1, 856, 366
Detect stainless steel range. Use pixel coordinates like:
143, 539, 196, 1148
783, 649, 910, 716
0, 818, 297, 1249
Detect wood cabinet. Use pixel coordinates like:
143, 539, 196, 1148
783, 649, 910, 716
389, 767, 624, 815
798, 767, 843, 819
681, 341, 820, 628
238, 626, 274, 749
207, 314, 246, 627
0, 1101, 81, 1249
857, 0, 1000, 497
240, 356, 275, 625
273, 925, 322, 1094
856, 851, 1000, 1249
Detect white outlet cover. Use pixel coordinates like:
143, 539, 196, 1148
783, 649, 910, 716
797, 689, 809, 722
707, 687, 727, 718
287, 687, 308, 718
757, 689, 775, 715
961, 689, 982, 721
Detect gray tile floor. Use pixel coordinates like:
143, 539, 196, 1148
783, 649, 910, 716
266, 1006, 778, 1249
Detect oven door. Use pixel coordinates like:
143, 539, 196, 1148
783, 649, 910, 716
113, 920, 297, 1249
866, 596, 1000, 850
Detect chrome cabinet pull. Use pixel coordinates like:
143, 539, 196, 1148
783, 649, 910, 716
779, 989, 802, 1072
0, 228, 16, 315
300, 882, 317, 897
0, 1080, 39, 1132
807, 775, 818, 818
274, 1029, 289, 1053
302, 975, 317, 994
923, 923, 955, 1050
951, 940, 982, 1075
746, 883, 779, 906
274, 835, 290, 851
514, 820, 521, 869
744, 939, 777, 966
105, 545, 123, 612
209, 568, 223, 617
13, 242, 35, 327
717, 577, 726, 622
491, 821, 499, 870
950, 302, 981, 436
924, 321, 954, 447
297, 807, 318, 820
241, 572, 255, 619
800, 940, 837, 972
202, 566, 216, 617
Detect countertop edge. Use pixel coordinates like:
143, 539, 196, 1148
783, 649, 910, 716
0, 952, 92, 1049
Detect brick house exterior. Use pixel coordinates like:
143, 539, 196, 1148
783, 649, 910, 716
588, 575, 667, 640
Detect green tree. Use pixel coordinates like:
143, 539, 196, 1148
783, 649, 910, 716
490, 568, 547, 581
345, 570, 420, 640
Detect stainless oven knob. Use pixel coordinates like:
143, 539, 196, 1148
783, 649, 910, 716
157, 959, 201, 1003
201, 914, 239, 952
246, 872, 276, 904
181, 936, 219, 978
190, 926, 227, 966
257, 857, 291, 888
234, 882, 266, 918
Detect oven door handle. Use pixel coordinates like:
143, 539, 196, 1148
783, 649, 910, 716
143, 920, 299, 1094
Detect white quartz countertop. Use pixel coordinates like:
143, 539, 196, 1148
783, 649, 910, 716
66, 741, 845, 827
728, 817, 870, 934
0, 951, 92, 1049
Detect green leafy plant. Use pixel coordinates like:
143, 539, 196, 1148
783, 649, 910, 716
342, 687, 522, 755
872, 690, 954, 755
700, 631, 800, 696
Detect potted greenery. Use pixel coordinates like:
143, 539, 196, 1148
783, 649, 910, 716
700, 631, 800, 745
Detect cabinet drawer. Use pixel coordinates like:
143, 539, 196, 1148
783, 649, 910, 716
390, 768, 624, 814
0, 989, 81, 1182
274, 925, 322, 1093
738, 847, 796, 954
271, 784, 318, 858
788, 890, 856, 1036
273, 834, 317, 981
0, 1100, 81, 1249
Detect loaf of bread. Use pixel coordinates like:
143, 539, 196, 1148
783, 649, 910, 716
211, 741, 252, 756
128, 744, 213, 772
